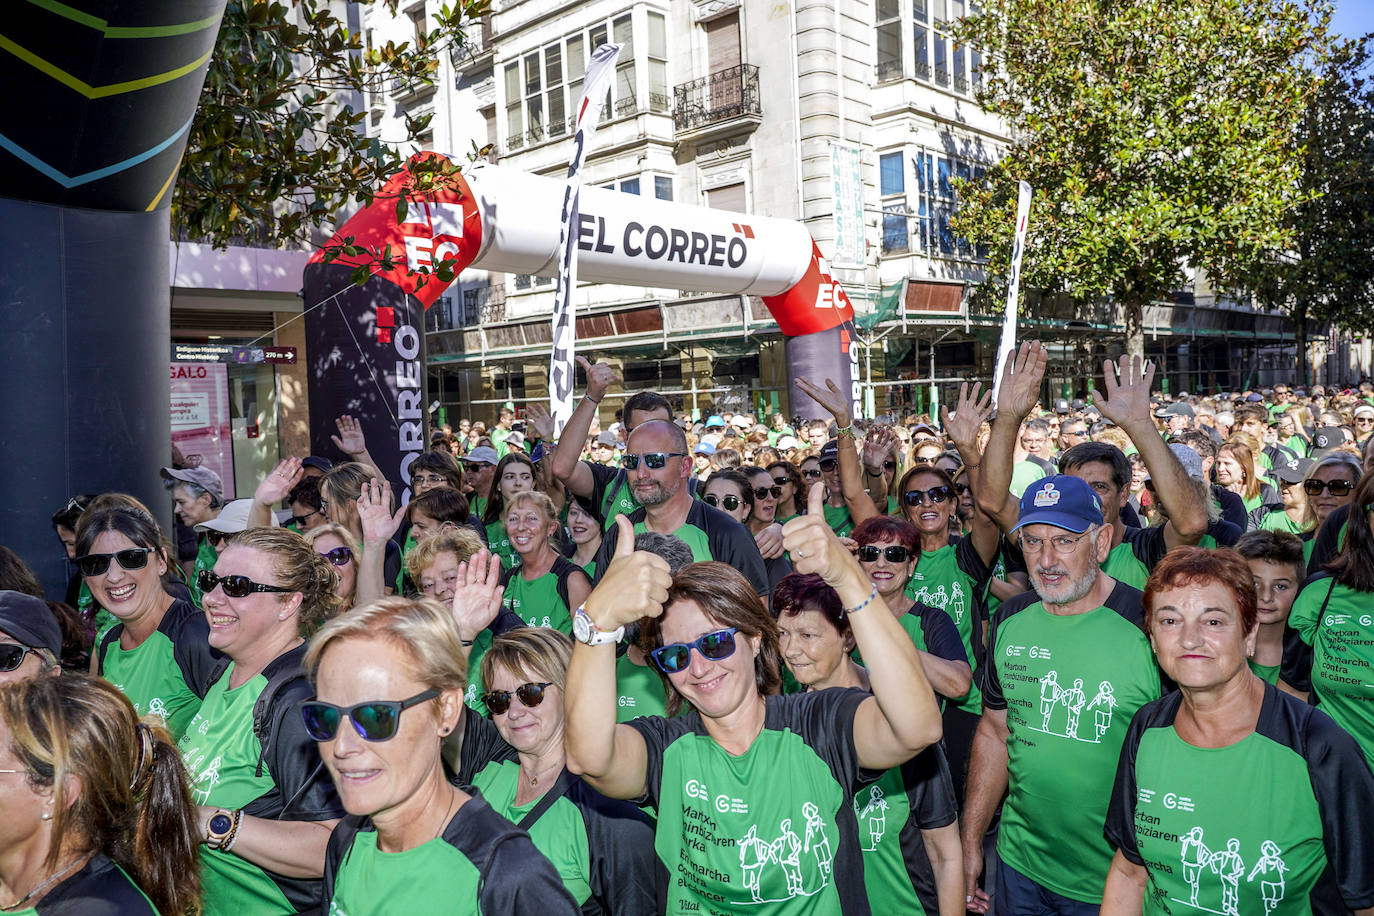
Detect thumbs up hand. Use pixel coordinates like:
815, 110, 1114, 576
782, 483, 863, 588
583, 515, 674, 629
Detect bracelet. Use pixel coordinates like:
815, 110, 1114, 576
963, 463, 981, 470
836, 425, 856, 439
583, 394, 601, 405
864, 466, 883, 477
842, 583, 879, 618
221, 809, 244, 854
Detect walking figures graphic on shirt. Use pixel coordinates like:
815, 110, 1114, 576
736, 807, 835, 904
1033, 671, 1115, 742
1174, 828, 1287, 915
855, 785, 888, 851
910, 581, 966, 625
189, 754, 222, 805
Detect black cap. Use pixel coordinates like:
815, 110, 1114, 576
1054, 399, 1070, 414
1272, 457, 1314, 484
820, 440, 839, 461
0, 591, 62, 657
302, 456, 333, 473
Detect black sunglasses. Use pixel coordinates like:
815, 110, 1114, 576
197, 569, 293, 599
903, 486, 953, 506
753, 486, 783, 500
300, 688, 441, 742
818, 458, 838, 472
953, 482, 970, 495
703, 494, 741, 511
772, 476, 790, 487
621, 452, 687, 471
0, 644, 40, 672
207, 530, 232, 549
857, 545, 912, 563
289, 510, 321, 528
650, 628, 739, 674
802, 468, 822, 479
320, 546, 353, 566
1304, 479, 1353, 496
482, 682, 553, 715
76, 548, 154, 577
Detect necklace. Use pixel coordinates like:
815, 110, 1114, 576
524, 758, 562, 788
1, 854, 89, 912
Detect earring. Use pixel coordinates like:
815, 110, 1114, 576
40, 812, 52, 821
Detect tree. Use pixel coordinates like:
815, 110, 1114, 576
1247, 35, 1374, 386
174, 0, 482, 250
952, 0, 1329, 361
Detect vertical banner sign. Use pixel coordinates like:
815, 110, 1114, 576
170, 363, 235, 499
550, 43, 623, 435
829, 144, 865, 269
992, 181, 1033, 402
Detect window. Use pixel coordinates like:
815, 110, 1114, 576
706, 182, 746, 212
620, 178, 641, 195
876, 0, 902, 82
504, 63, 522, 142
912, 0, 930, 79
523, 51, 543, 139
546, 45, 566, 137
654, 176, 674, 200
880, 152, 907, 253
613, 14, 636, 115
408, 7, 426, 45
879, 152, 904, 196
648, 12, 668, 112
915, 150, 983, 258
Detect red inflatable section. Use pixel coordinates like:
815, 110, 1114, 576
761, 239, 856, 337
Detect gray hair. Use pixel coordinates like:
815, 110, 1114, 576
161, 478, 223, 510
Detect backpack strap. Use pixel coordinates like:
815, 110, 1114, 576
251, 644, 310, 779
516, 769, 577, 832
94, 624, 123, 675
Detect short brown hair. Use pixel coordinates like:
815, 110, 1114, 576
1143, 546, 1258, 635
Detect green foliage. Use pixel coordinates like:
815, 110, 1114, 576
952, 0, 1330, 357
174, 0, 485, 249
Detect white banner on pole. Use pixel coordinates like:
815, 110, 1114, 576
829, 143, 865, 268
991, 181, 1033, 403
549, 43, 622, 435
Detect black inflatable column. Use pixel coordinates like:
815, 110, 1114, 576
785, 322, 862, 422
0, 1, 227, 597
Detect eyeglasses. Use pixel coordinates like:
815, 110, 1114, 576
903, 486, 953, 506
300, 688, 441, 742
1304, 479, 1354, 496
76, 548, 154, 577
857, 545, 912, 563
650, 628, 739, 674
802, 468, 822, 480
773, 476, 790, 487
818, 458, 838, 473
320, 546, 353, 566
289, 510, 321, 528
481, 682, 553, 715
0, 645, 40, 672
1018, 529, 1094, 554
197, 569, 293, 599
703, 494, 741, 511
753, 486, 782, 500
621, 452, 686, 470
412, 473, 448, 487
953, 483, 970, 495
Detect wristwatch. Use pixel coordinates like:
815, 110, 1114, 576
205, 810, 234, 849
573, 605, 624, 646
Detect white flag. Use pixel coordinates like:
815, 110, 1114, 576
992, 181, 1033, 403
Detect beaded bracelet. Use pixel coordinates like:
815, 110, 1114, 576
221, 809, 244, 854
836, 425, 856, 438
842, 582, 878, 617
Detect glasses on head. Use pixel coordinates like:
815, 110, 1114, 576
481, 682, 553, 715
197, 569, 293, 599
0, 645, 40, 672
753, 486, 782, 500
412, 473, 448, 487
650, 628, 739, 674
703, 494, 742, 512
903, 486, 953, 506
802, 468, 822, 480
911, 456, 936, 466
320, 546, 353, 566
857, 544, 912, 563
772, 476, 790, 488
300, 688, 440, 742
1018, 529, 1093, 554
1304, 479, 1354, 496
818, 458, 838, 473
76, 548, 154, 577
621, 452, 687, 471
289, 509, 321, 528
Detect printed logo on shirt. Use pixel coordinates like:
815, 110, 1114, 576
1030, 672, 1118, 743
854, 785, 888, 852
685, 778, 749, 815
736, 804, 834, 905
909, 581, 967, 625
1135, 787, 1195, 811
1323, 612, 1374, 627
1170, 828, 1288, 916
618, 695, 636, 708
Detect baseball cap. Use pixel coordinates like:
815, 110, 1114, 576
694, 441, 716, 456
910, 423, 940, 439
1071, 398, 1086, 410
1246, 393, 1264, 402
1272, 456, 1314, 485
0, 591, 62, 658
196, 498, 279, 534
1162, 402, 1195, 419
1146, 443, 1204, 482
775, 435, 800, 450
160, 466, 224, 502
1012, 475, 1104, 534
461, 446, 499, 466
504, 431, 526, 449
301, 456, 333, 473
1054, 399, 1071, 414
730, 415, 752, 430
705, 415, 726, 429
820, 440, 839, 462
594, 431, 619, 447
1310, 427, 1347, 457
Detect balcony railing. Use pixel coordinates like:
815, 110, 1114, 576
673, 64, 761, 132
954, 74, 970, 94
914, 60, 931, 80
875, 59, 903, 83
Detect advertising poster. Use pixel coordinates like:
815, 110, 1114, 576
170, 362, 235, 499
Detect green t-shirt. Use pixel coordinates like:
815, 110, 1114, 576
100, 628, 201, 741
463, 629, 495, 713
1248, 659, 1281, 685
329, 829, 483, 915
485, 519, 518, 570
854, 753, 956, 915
179, 666, 292, 916
190, 536, 218, 606
903, 542, 984, 714
1259, 511, 1306, 536
1009, 460, 1050, 498
1290, 578, 1374, 764
470, 494, 487, 519
502, 569, 574, 633
472, 761, 592, 904
823, 502, 854, 537
985, 589, 1162, 903
616, 651, 669, 722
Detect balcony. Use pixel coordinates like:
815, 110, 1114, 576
914, 60, 931, 80
673, 64, 761, 136
875, 59, 903, 83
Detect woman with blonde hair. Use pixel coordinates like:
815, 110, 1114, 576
304, 524, 360, 613
320, 462, 403, 593
500, 491, 590, 634
0, 673, 202, 914
305, 597, 577, 915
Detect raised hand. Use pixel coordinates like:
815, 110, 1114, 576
356, 478, 406, 545
450, 549, 506, 642
754, 523, 785, 560
941, 381, 994, 452
995, 341, 1048, 423
576, 355, 620, 403
255, 457, 303, 507
582, 515, 673, 630
783, 483, 864, 586
861, 425, 900, 475
1095, 354, 1156, 429
525, 402, 555, 442
796, 377, 853, 428
331, 414, 368, 458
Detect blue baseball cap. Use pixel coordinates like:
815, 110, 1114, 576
1012, 475, 1103, 534
705, 415, 726, 429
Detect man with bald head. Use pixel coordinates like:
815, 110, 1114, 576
591, 419, 770, 595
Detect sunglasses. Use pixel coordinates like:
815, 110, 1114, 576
481, 682, 553, 715
0, 645, 40, 672
773, 476, 790, 487
650, 627, 739, 674
953, 482, 970, 495
621, 452, 687, 470
903, 486, 953, 506
819, 458, 838, 472
753, 486, 783, 500
197, 569, 293, 599
289, 510, 321, 528
320, 546, 354, 566
703, 494, 741, 511
300, 688, 440, 742
857, 544, 912, 563
1304, 479, 1354, 496
207, 531, 232, 549
882, 461, 897, 473
802, 468, 822, 480
76, 548, 154, 577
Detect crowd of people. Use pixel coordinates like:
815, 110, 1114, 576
2, 341, 1374, 914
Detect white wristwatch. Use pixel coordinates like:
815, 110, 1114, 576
572, 605, 624, 646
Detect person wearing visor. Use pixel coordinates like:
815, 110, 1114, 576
962, 475, 1162, 915
0, 590, 64, 684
